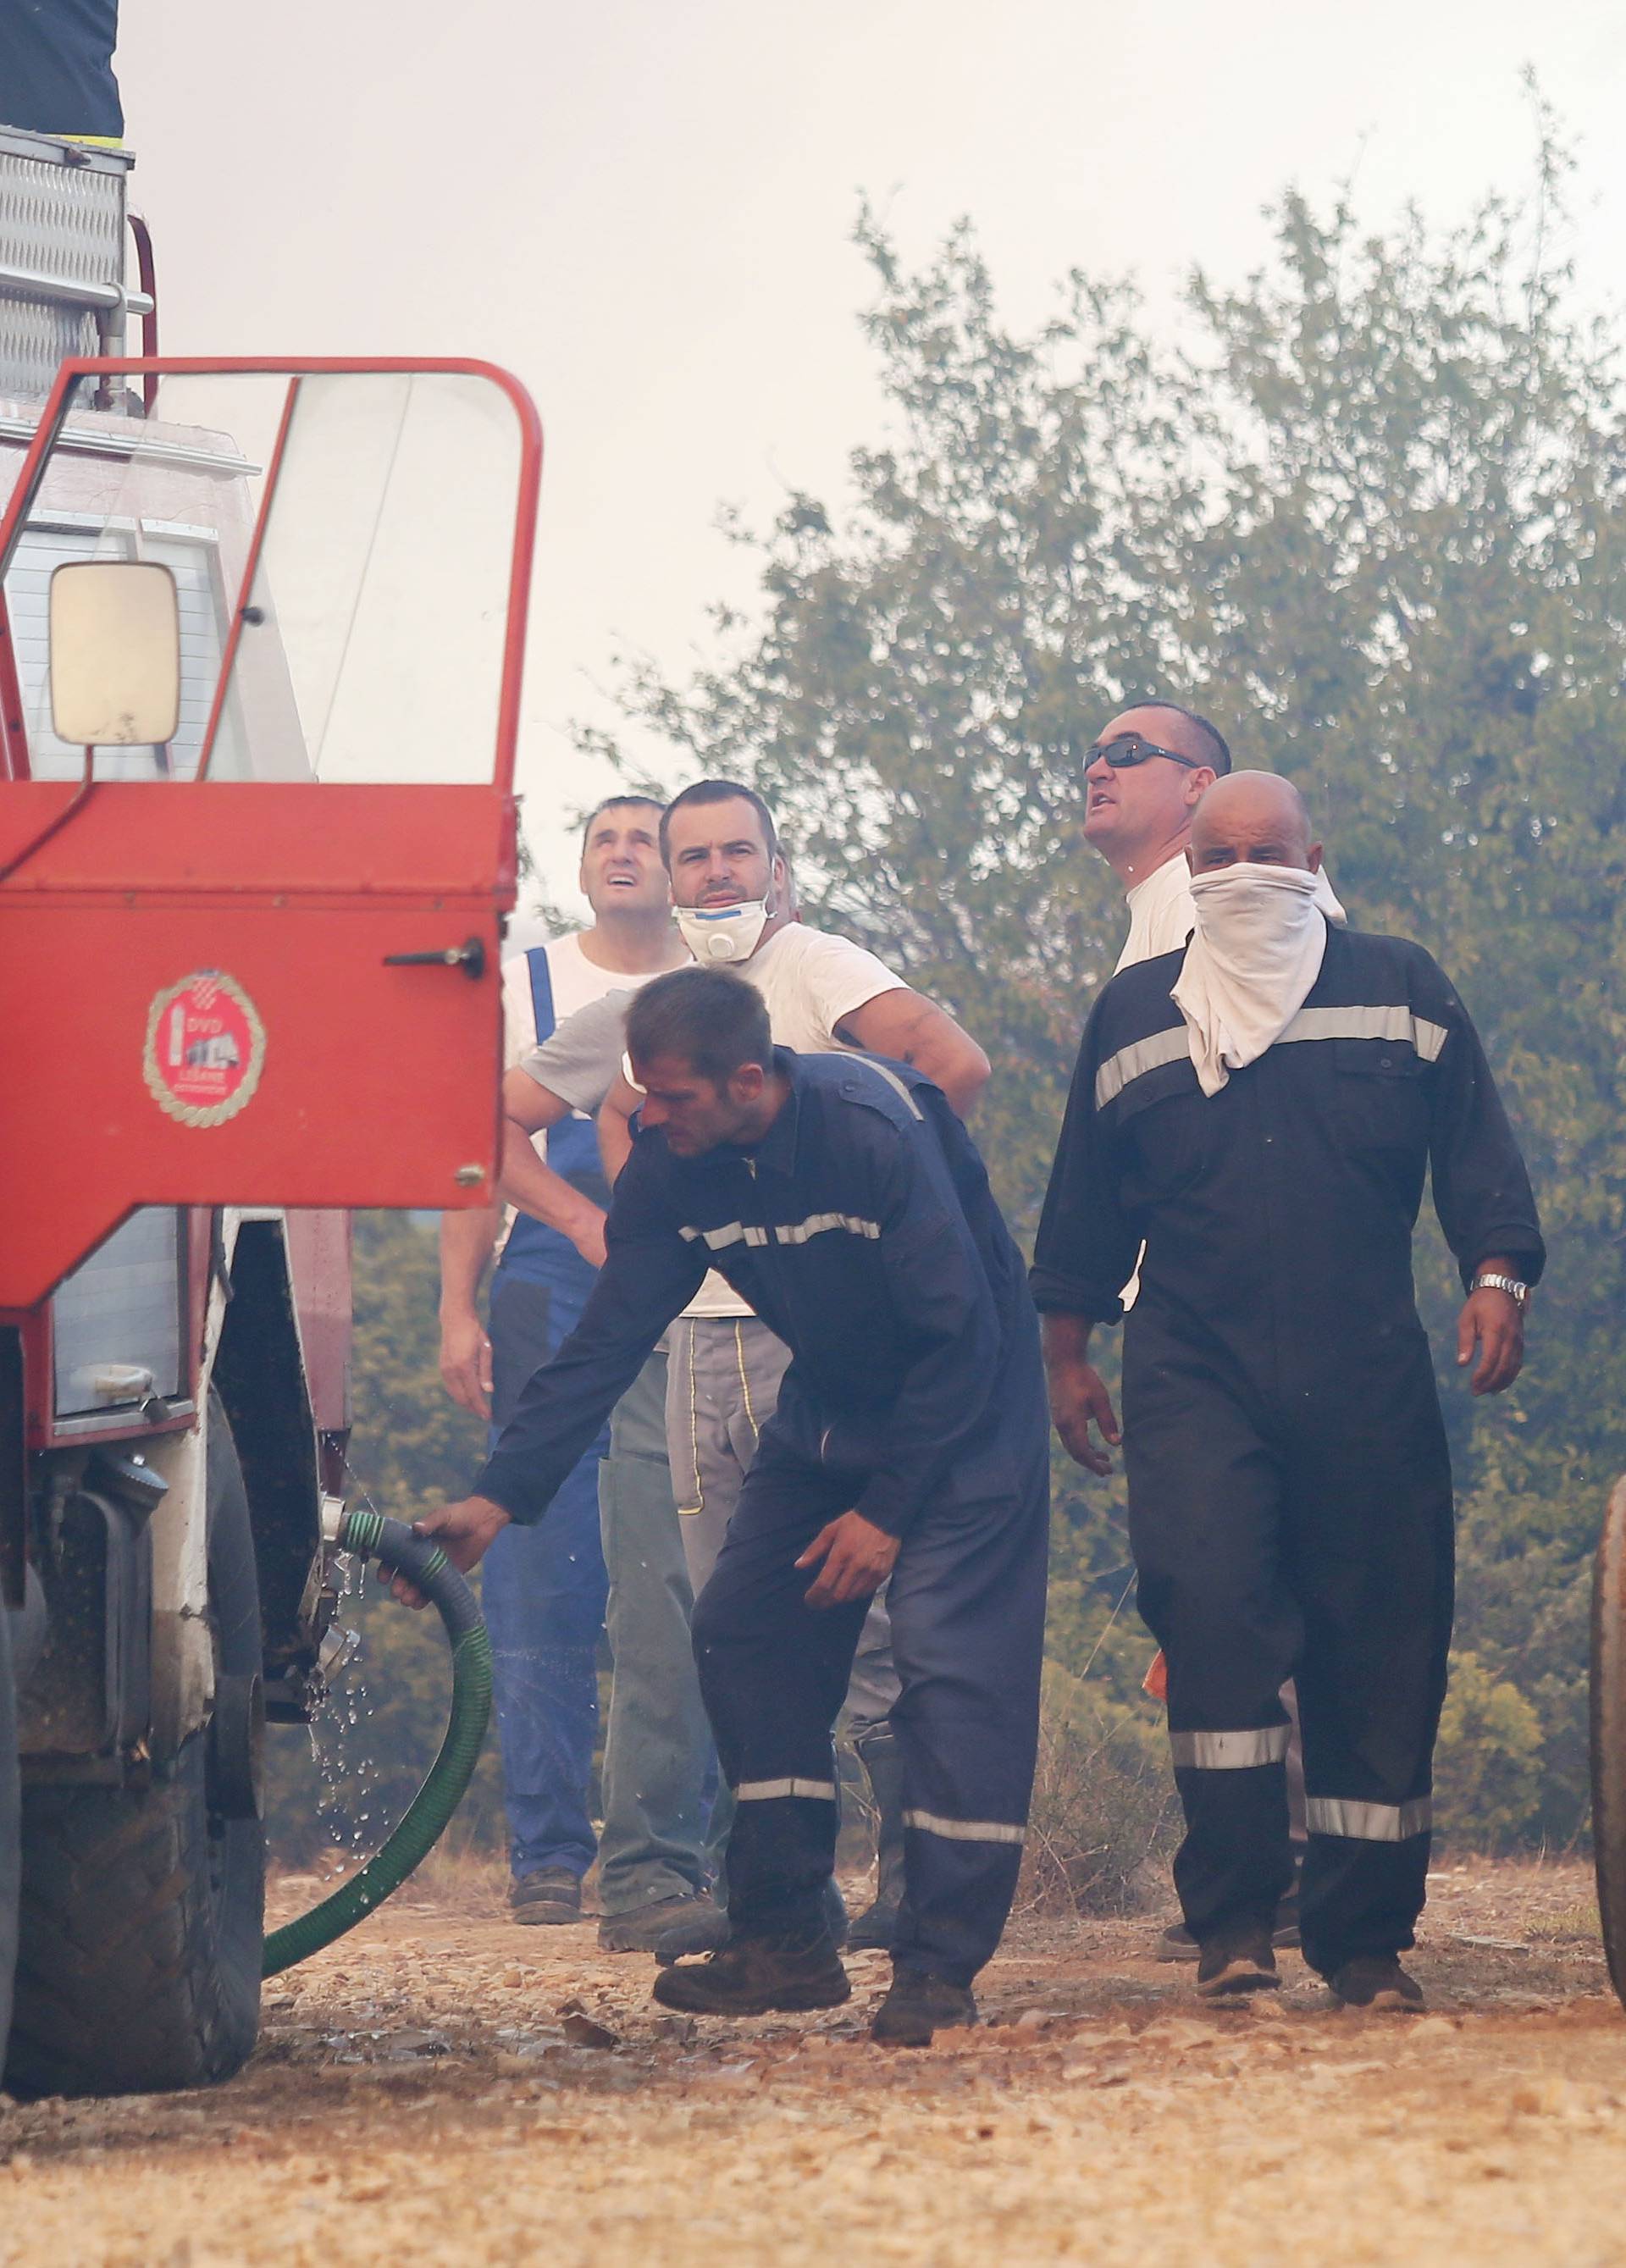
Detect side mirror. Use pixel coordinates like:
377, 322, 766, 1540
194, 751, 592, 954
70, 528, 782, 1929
48, 560, 181, 749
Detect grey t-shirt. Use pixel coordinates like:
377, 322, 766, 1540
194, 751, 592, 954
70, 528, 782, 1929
517, 988, 633, 1115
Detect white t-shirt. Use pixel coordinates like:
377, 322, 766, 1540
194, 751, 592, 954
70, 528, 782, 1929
1116, 851, 1346, 973
512, 921, 909, 1314
685, 922, 906, 1318
496, 932, 666, 1246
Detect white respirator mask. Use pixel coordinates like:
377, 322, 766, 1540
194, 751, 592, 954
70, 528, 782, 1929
674, 896, 772, 964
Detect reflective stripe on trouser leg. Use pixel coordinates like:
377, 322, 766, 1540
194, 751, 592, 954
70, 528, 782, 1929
1164, 1729, 1296, 1940
1297, 1793, 1435, 1980
1122, 1340, 1308, 1943
1280, 1346, 1452, 1978
738, 1776, 838, 1803
903, 1810, 1026, 1844
1305, 1795, 1432, 1842
692, 1436, 871, 1939
1169, 1725, 1292, 1770
882, 1419, 1052, 1989
1297, 1796, 1436, 1982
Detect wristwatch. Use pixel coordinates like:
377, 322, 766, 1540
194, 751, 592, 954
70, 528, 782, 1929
1472, 1270, 1529, 1309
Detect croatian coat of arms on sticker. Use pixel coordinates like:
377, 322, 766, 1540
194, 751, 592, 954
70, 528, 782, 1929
143, 970, 267, 1127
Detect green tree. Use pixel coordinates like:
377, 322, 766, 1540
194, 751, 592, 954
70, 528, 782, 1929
1435, 1651, 1546, 1848
590, 147, 1626, 1842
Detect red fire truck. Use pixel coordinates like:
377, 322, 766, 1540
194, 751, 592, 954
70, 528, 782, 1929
0, 127, 530, 2093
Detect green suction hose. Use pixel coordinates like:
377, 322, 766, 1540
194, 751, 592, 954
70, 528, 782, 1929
262, 1507, 493, 1977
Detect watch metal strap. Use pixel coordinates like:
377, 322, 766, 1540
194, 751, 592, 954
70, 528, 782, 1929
1473, 1270, 1527, 1306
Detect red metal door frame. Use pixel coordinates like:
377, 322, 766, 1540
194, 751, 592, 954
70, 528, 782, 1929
0, 356, 544, 795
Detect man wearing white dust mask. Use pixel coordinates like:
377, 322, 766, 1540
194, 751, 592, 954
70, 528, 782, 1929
1035, 772, 1543, 2014
598, 778, 991, 1959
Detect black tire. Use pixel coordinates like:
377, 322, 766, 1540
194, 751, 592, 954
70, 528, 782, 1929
1591, 1475, 1626, 2007
4, 1397, 265, 2096
0, 1587, 19, 2073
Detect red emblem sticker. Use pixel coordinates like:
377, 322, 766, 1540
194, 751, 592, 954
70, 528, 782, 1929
143, 971, 267, 1128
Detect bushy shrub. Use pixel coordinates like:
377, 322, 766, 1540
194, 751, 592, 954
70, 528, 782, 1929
1435, 1650, 1546, 1850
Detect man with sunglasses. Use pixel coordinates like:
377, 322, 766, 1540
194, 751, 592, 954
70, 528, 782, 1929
1081, 701, 1344, 966
1079, 702, 1342, 1958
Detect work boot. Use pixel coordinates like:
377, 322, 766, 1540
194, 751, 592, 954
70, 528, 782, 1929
651, 1931, 851, 2016
509, 1868, 583, 1927
1159, 1859, 1301, 1962
845, 1729, 906, 1953
599, 1893, 728, 1956
1328, 1954, 1425, 2013
1195, 1924, 1280, 2000
653, 1875, 849, 1965
871, 1970, 977, 2048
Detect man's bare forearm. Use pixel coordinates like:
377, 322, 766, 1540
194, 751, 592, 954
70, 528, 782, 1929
597, 1082, 637, 1187
843, 991, 991, 1117
499, 1115, 606, 1247
1042, 1310, 1094, 1377
440, 1205, 498, 1321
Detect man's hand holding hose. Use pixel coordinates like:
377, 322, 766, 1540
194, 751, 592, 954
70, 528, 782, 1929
390, 1495, 512, 1608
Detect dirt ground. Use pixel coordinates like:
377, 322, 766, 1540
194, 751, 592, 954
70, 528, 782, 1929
1, 1856, 1623, 2268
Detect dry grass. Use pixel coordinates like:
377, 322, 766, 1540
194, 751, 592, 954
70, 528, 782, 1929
1018, 1670, 1179, 1917
268, 1834, 515, 1926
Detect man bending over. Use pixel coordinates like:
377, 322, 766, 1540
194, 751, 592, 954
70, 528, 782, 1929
411, 966, 1051, 2048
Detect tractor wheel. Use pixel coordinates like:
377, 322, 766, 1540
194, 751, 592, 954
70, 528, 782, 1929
0, 1580, 19, 2074
4, 1397, 265, 2096
1591, 1474, 1626, 2007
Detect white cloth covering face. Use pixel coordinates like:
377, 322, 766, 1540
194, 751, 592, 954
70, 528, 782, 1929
1172, 864, 1329, 1097
1116, 849, 1346, 973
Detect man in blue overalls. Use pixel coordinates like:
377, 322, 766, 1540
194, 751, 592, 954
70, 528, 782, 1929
412, 966, 1052, 2046
438, 797, 696, 1939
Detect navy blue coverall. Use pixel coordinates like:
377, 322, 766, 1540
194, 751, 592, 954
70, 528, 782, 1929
477, 1048, 1051, 1986
1031, 927, 1544, 1977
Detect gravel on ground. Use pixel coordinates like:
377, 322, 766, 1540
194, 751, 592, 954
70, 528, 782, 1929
0, 1857, 1621, 2267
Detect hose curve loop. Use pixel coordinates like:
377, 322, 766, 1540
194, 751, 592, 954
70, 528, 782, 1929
261, 1509, 492, 1978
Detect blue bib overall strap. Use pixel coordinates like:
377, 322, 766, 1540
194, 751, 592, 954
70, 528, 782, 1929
501, 947, 609, 1279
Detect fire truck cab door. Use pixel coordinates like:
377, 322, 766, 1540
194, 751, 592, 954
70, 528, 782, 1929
0, 362, 538, 1310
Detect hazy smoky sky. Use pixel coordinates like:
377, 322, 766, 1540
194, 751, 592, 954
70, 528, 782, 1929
121, 2, 1622, 912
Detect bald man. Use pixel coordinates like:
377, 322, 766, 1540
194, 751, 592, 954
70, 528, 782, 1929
1033, 773, 1545, 2011
1081, 702, 1340, 1955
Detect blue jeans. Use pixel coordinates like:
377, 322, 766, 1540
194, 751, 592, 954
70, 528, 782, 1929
482, 1269, 610, 1882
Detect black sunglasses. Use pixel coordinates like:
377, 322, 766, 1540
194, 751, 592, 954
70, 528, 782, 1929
1085, 733, 1206, 772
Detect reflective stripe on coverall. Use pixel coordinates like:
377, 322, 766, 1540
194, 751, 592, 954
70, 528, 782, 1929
1031, 926, 1544, 1976
476, 1048, 1051, 1986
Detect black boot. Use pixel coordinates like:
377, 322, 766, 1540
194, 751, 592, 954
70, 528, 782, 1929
1195, 1923, 1280, 2000
871, 1969, 977, 2047
651, 1930, 851, 2016
845, 1728, 906, 1952
653, 1874, 849, 1965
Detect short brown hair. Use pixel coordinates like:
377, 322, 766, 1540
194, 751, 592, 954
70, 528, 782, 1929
659, 779, 780, 866
624, 965, 773, 1087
